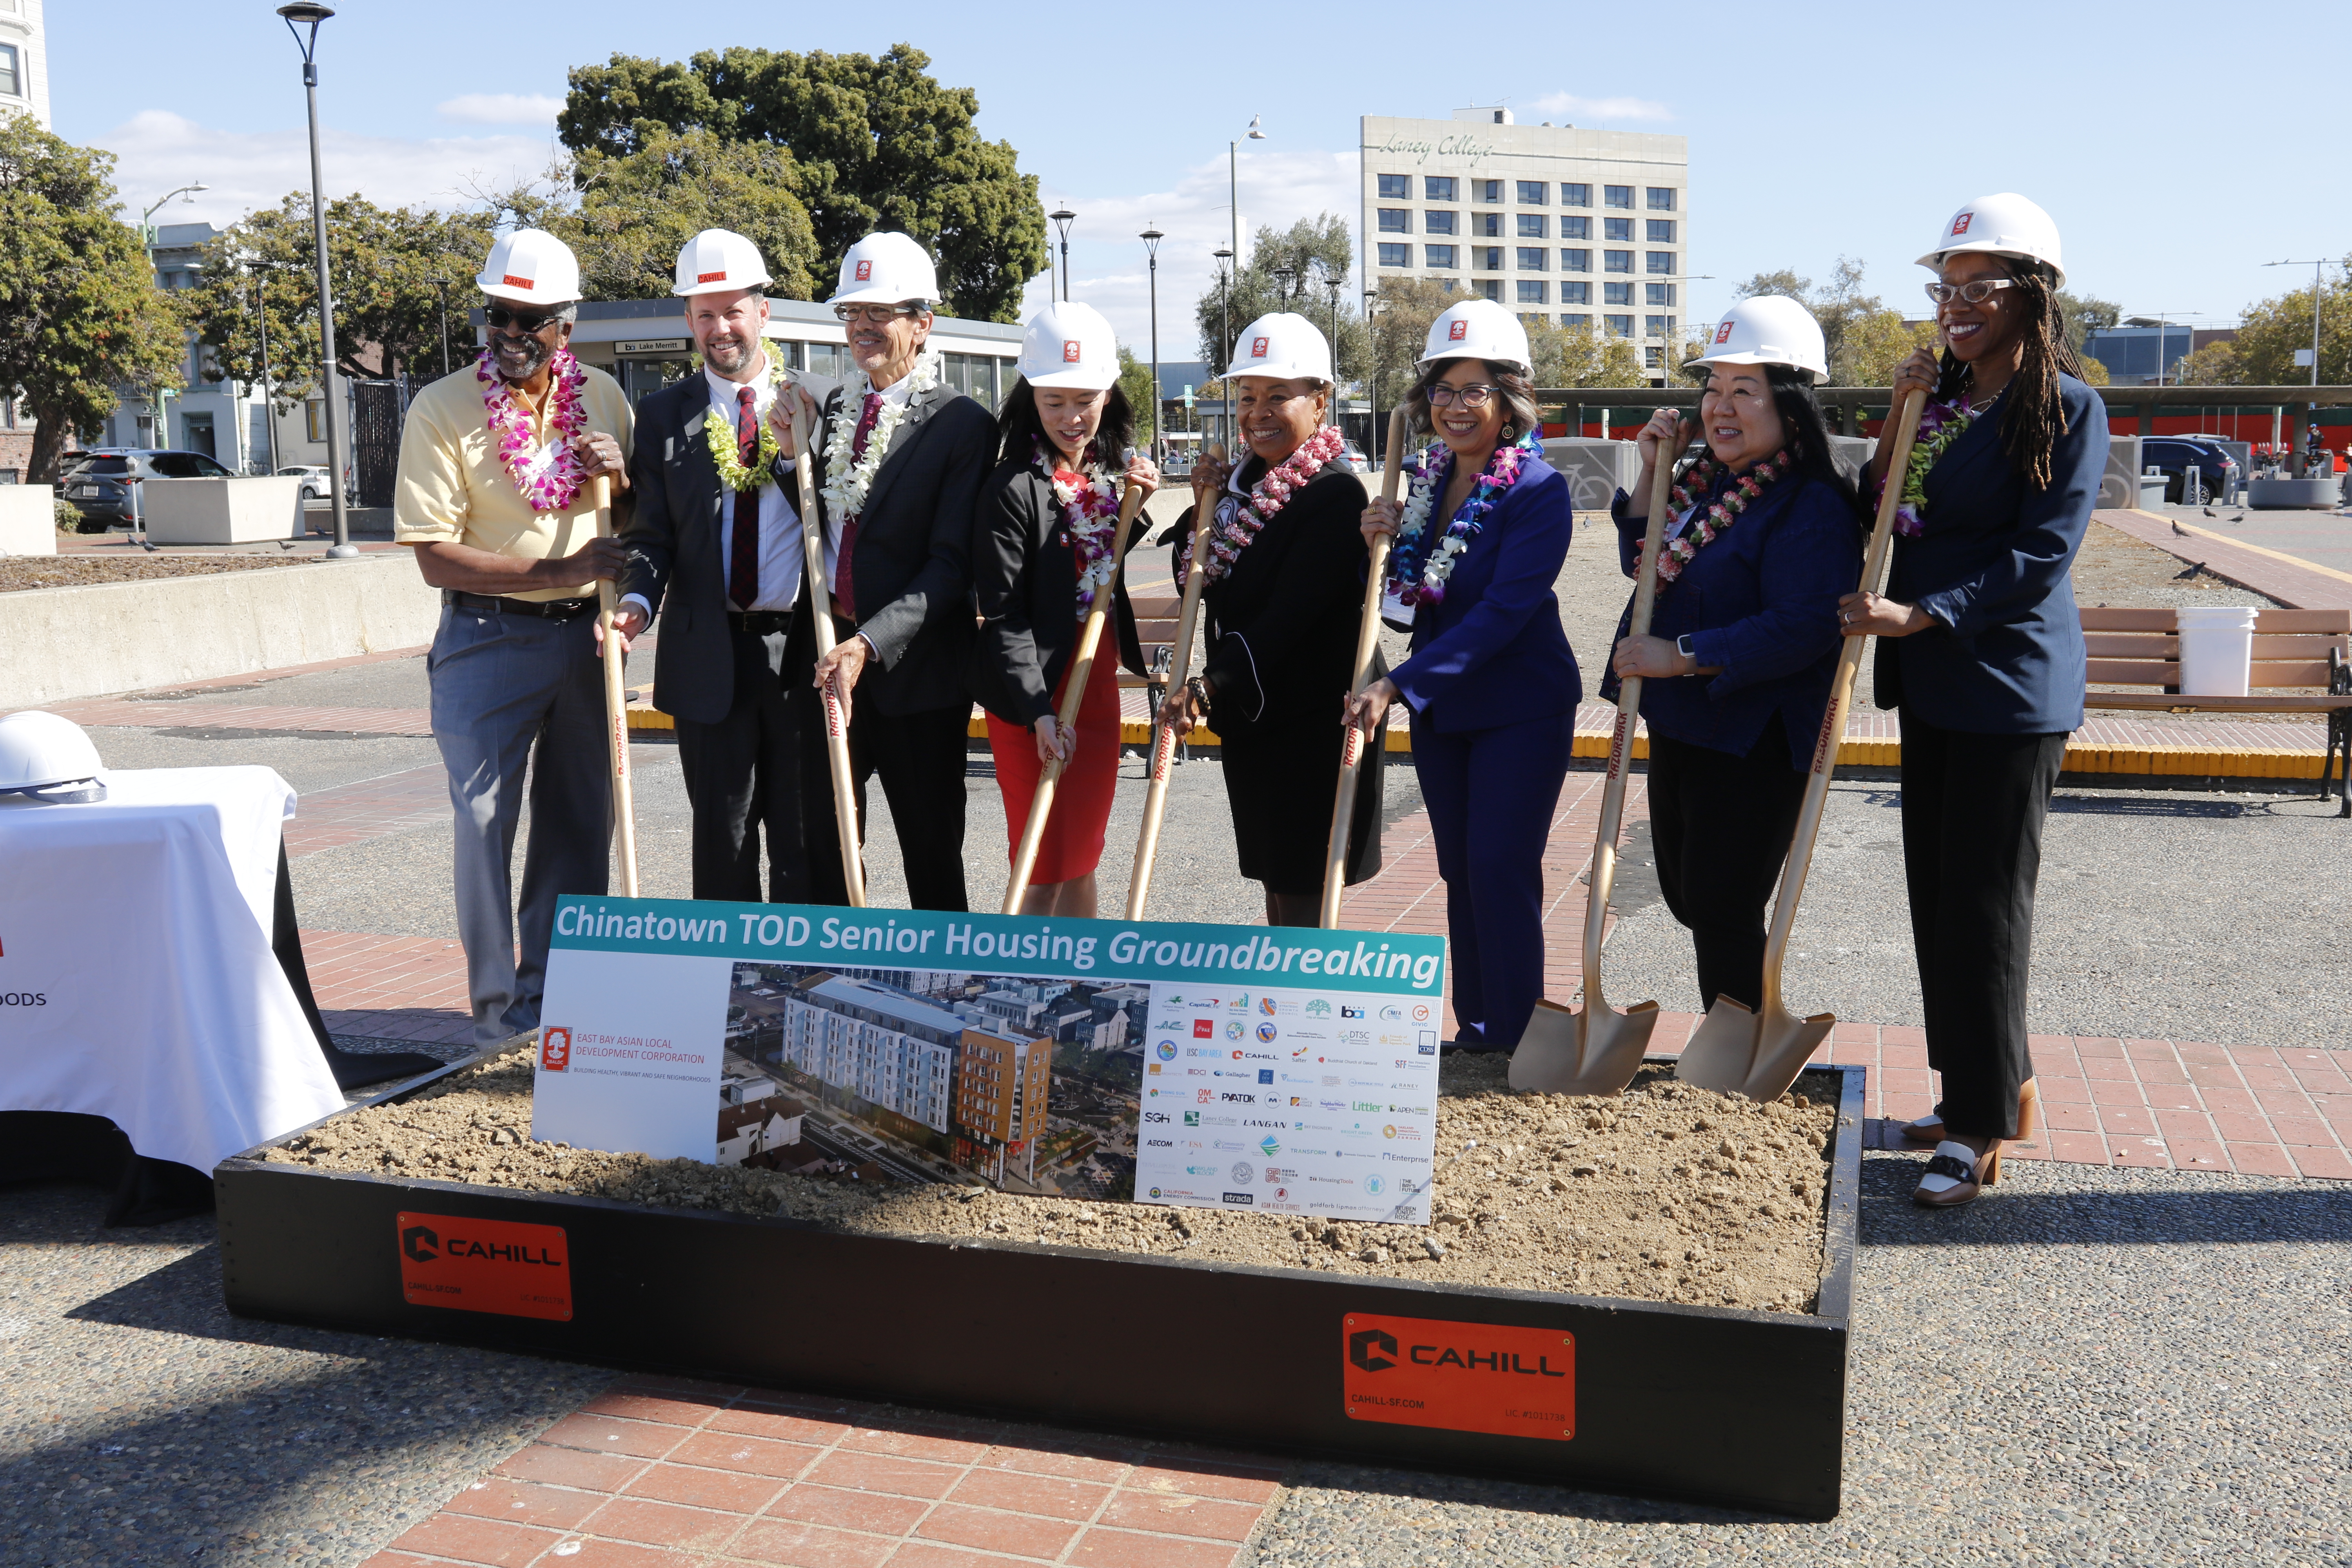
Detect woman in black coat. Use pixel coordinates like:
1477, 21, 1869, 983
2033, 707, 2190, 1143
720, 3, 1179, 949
1159, 313, 1380, 927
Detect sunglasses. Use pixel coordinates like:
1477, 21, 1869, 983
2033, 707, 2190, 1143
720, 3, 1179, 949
1924, 279, 2020, 306
834, 303, 922, 325
485, 306, 564, 333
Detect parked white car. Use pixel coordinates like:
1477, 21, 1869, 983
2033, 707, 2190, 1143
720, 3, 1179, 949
276, 465, 350, 502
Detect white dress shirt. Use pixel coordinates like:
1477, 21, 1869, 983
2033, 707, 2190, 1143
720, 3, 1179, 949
622, 351, 802, 621
822, 371, 918, 596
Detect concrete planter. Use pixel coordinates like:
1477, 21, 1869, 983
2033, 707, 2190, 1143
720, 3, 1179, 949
2245, 477, 2340, 510
1543, 438, 1640, 512
0, 485, 58, 557
0, 553, 439, 707
142, 477, 307, 544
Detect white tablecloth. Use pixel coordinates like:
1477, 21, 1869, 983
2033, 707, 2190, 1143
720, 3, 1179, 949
0, 766, 346, 1172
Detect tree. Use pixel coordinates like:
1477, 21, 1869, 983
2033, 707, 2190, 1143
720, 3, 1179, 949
1192, 216, 1368, 390
2223, 257, 2352, 384
2054, 288, 2120, 360
1115, 346, 1156, 448
1365, 275, 1452, 408
1733, 258, 1935, 385
558, 44, 1045, 321
1526, 318, 1646, 387
565, 127, 817, 303
2167, 341, 2235, 386
2076, 354, 2114, 387
0, 116, 188, 480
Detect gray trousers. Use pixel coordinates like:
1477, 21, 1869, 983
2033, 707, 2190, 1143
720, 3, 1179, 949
427, 600, 611, 1047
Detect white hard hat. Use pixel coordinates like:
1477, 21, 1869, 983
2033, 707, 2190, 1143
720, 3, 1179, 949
831, 231, 939, 307
0, 710, 106, 805
1916, 192, 2066, 287
1018, 300, 1120, 391
1417, 298, 1532, 376
672, 229, 773, 297
1223, 312, 1333, 384
1691, 296, 1829, 383
476, 228, 582, 306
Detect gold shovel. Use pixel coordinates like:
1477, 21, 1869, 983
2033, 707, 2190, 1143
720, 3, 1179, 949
791, 394, 866, 908
1675, 390, 1926, 1102
1318, 409, 1410, 929
1125, 443, 1226, 919
1507, 430, 1678, 1094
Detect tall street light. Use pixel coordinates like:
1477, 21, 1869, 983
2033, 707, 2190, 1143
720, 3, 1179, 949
1140, 225, 1164, 462
1226, 116, 1264, 447
279, 2, 358, 559
1324, 276, 1344, 440
1363, 288, 1383, 465
139, 182, 206, 452
1213, 247, 1234, 454
248, 263, 280, 474
2263, 258, 2327, 388
1049, 207, 1076, 303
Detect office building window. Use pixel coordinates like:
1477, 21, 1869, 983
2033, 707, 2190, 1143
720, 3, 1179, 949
1645, 282, 1676, 306
1646, 345, 1666, 368
1515, 180, 1548, 205
1517, 281, 1547, 305
1605, 185, 1634, 209
1377, 173, 1409, 199
1647, 187, 1677, 211
1647, 219, 1677, 243
1516, 247, 1548, 272
1604, 313, 1635, 336
1378, 208, 1410, 233
1475, 279, 1503, 302
1604, 281, 1633, 305
1377, 242, 1410, 268
1517, 213, 1546, 239
1471, 212, 1501, 237
1474, 246, 1504, 272
1561, 281, 1591, 305
1561, 182, 1591, 206
1560, 248, 1590, 272
0, 44, 17, 99
1425, 244, 1458, 269
1646, 251, 1676, 274
1472, 178, 1502, 203
1604, 217, 1632, 242
1561, 312, 1592, 329
1424, 209, 1457, 235
1604, 250, 1633, 273
1424, 176, 1457, 201
1646, 315, 1675, 339
1561, 215, 1590, 241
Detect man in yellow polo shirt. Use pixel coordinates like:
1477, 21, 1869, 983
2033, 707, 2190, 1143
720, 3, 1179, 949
393, 228, 634, 1049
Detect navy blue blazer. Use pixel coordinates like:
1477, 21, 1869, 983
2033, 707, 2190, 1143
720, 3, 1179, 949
1388, 454, 1581, 734
1607, 470, 1863, 769
1875, 374, 2106, 734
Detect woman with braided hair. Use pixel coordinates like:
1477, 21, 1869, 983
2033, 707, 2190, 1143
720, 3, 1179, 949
1839, 193, 2108, 1209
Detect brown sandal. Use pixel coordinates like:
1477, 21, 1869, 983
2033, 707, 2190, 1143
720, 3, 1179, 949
1901, 1078, 2038, 1146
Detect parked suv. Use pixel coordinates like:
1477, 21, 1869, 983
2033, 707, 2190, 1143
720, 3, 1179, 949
63, 448, 238, 527
2142, 437, 2237, 504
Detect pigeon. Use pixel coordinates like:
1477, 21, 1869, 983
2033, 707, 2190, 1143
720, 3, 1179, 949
2202, 506, 2217, 517
2171, 521, 2191, 537
2228, 514, 2244, 523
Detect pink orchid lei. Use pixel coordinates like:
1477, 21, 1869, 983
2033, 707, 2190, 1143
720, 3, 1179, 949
1178, 423, 1348, 590
1036, 439, 1124, 617
1647, 447, 1794, 585
478, 347, 588, 514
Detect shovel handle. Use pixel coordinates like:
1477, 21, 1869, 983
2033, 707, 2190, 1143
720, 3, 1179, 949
1316, 410, 1409, 930
791, 389, 866, 908
1126, 442, 1228, 919
589, 474, 639, 897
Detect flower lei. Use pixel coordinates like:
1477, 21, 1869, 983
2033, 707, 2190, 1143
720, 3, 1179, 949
1890, 397, 1976, 537
1647, 447, 1795, 585
820, 347, 944, 523
1036, 439, 1123, 617
478, 348, 587, 514
1178, 423, 1348, 589
700, 354, 789, 493
1385, 430, 1546, 605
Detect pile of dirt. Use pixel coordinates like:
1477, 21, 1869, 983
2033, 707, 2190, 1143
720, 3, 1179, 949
260, 1049, 1844, 1314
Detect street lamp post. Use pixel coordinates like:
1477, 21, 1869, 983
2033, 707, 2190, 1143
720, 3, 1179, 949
1213, 247, 1234, 453
249, 265, 280, 474
1226, 116, 1265, 446
139, 181, 207, 452
1363, 288, 1381, 465
1140, 225, 1164, 462
1325, 276, 1344, 445
2263, 258, 2326, 388
1049, 208, 1076, 303
279, 2, 358, 559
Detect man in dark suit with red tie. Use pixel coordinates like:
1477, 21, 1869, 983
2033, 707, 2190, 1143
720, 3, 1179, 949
615, 229, 831, 901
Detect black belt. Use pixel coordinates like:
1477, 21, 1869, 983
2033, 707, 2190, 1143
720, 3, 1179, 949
445, 590, 596, 621
729, 608, 797, 636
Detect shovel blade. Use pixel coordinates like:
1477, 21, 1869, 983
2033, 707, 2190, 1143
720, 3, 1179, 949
1743, 1006, 1836, 1103
1508, 997, 1661, 1097
1673, 996, 1761, 1094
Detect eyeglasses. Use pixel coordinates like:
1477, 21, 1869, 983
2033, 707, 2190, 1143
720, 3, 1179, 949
833, 303, 922, 325
484, 306, 564, 333
1426, 383, 1498, 408
1924, 278, 2019, 306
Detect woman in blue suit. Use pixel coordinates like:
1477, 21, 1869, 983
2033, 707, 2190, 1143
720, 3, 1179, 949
1352, 301, 1581, 1053
1607, 297, 1864, 1018
1840, 194, 2106, 1208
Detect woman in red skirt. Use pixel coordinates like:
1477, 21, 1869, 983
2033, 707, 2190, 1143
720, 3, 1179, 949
971, 300, 1157, 915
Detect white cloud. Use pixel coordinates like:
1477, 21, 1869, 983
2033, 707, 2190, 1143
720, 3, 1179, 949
436, 93, 566, 126
1527, 92, 1676, 124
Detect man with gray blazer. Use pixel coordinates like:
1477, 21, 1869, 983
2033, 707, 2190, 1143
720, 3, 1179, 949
801, 232, 995, 911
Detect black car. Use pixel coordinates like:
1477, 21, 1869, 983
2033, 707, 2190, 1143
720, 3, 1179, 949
2142, 437, 2237, 504
62, 448, 238, 527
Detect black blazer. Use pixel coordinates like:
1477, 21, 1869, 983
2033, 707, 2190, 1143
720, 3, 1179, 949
811, 377, 994, 717
970, 456, 1147, 728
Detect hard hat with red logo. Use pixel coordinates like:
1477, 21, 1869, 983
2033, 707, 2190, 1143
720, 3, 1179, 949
1223, 312, 1333, 384
474, 229, 582, 306
1916, 192, 2066, 287
831, 231, 940, 307
1691, 296, 1829, 383
1416, 298, 1531, 376
0, 710, 106, 804
672, 229, 773, 297
1017, 300, 1120, 391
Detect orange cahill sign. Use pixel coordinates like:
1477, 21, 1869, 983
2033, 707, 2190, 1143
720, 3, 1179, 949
501, 274, 535, 289
698, 270, 728, 283
398, 1212, 573, 1321
1342, 1312, 1575, 1440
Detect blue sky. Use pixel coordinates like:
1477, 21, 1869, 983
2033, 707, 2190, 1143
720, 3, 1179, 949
53, 1, 2352, 358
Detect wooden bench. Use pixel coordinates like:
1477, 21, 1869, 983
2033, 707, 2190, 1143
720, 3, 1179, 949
1122, 592, 1185, 757
2081, 606, 2351, 815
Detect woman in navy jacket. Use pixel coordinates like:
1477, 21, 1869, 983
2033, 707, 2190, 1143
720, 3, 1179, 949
1607, 297, 1863, 1020
1841, 194, 2106, 1208
1352, 301, 1580, 1053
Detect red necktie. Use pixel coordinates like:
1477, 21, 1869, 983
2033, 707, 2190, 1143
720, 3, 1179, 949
837, 392, 883, 620
728, 386, 758, 609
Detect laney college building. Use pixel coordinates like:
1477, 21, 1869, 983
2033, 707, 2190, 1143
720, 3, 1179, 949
1361, 107, 1690, 368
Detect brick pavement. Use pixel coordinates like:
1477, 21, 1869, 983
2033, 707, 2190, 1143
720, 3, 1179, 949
285, 765, 455, 854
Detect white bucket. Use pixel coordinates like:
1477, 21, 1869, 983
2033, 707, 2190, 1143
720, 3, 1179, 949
2176, 604, 2258, 697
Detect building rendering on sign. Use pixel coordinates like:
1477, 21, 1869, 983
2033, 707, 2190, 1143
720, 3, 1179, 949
1361, 106, 1690, 370
0, 0, 48, 131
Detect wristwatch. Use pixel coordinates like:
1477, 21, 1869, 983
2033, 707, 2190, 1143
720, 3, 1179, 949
1676, 634, 1695, 661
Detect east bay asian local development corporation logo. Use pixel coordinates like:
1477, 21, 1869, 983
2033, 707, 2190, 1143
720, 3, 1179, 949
539, 1027, 572, 1072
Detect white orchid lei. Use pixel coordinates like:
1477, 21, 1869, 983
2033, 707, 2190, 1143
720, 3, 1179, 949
699, 354, 789, 492
820, 347, 944, 522
1035, 439, 1123, 617
1385, 430, 1545, 606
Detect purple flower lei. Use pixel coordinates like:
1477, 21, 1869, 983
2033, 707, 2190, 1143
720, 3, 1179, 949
478, 348, 589, 514
1385, 429, 1545, 606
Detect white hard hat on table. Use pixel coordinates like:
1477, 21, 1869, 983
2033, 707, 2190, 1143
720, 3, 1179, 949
1916, 192, 2066, 287
0, 710, 106, 804
1018, 300, 1120, 391
475, 229, 582, 306
831, 232, 940, 307
673, 229, 773, 297
1223, 312, 1333, 383
1691, 296, 1829, 383
1417, 298, 1532, 376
